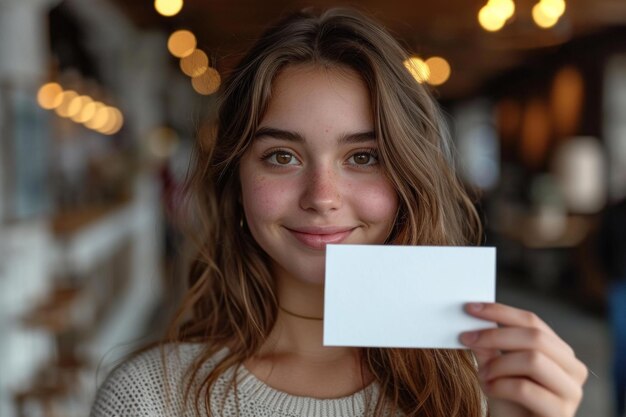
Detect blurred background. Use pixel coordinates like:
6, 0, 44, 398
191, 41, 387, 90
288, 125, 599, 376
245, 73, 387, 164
0, 0, 625, 416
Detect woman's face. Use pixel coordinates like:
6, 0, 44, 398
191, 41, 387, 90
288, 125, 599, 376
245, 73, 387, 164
239, 64, 399, 285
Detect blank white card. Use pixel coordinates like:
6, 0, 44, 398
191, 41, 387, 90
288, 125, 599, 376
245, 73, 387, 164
323, 245, 496, 349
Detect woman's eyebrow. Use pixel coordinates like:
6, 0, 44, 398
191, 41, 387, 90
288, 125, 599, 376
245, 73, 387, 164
254, 126, 303, 142
338, 130, 376, 145
253, 126, 376, 144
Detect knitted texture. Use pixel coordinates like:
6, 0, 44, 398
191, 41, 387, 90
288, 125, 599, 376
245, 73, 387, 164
90, 344, 380, 417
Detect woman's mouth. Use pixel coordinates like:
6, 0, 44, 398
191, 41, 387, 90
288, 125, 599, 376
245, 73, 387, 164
285, 226, 356, 250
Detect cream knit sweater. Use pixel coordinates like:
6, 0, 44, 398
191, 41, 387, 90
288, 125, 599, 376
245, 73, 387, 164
90, 344, 381, 417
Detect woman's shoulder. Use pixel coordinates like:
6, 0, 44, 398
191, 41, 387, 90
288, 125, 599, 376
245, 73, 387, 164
90, 343, 227, 417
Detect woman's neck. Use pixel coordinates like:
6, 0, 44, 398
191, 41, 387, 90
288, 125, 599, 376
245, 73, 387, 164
244, 269, 373, 398
263, 270, 352, 360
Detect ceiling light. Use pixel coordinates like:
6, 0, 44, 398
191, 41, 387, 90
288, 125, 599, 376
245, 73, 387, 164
488, 0, 515, 20
154, 0, 183, 17
54, 90, 78, 118
532, 3, 560, 28
168, 30, 196, 58
404, 57, 430, 83
539, 0, 566, 19
191, 67, 221, 95
478, 5, 506, 32
180, 49, 209, 77
37, 82, 64, 109
425, 57, 451, 86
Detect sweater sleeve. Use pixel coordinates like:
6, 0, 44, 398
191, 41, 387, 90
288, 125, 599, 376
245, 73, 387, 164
90, 348, 178, 417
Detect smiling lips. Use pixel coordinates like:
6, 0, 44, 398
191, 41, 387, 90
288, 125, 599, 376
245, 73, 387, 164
286, 226, 355, 250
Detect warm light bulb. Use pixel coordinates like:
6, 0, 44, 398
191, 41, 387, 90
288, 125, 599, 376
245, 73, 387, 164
180, 49, 209, 77
85, 104, 110, 130
478, 5, 506, 32
67, 95, 90, 119
154, 0, 183, 17
77, 100, 98, 124
532, 3, 559, 28
54, 90, 79, 118
167, 30, 196, 58
404, 57, 430, 83
539, 0, 566, 19
101, 108, 124, 135
82, 101, 104, 126
71, 96, 94, 123
488, 0, 515, 20
37, 82, 64, 109
191, 67, 221, 95
97, 107, 119, 135
425, 57, 451, 86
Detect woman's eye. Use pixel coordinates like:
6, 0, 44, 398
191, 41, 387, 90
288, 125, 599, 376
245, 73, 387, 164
349, 151, 378, 166
265, 151, 299, 165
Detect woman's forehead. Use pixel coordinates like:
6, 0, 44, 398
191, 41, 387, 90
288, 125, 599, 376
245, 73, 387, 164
260, 64, 373, 131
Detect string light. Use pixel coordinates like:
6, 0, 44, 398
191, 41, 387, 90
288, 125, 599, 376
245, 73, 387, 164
154, 0, 183, 17
533, 0, 566, 28
96, 107, 122, 135
425, 57, 451, 86
167, 30, 196, 58
84, 102, 109, 130
71, 96, 94, 123
180, 49, 209, 77
191, 67, 221, 95
36, 81, 124, 135
54, 90, 79, 118
404, 57, 430, 83
490, 0, 515, 20
37, 82, 63, 109
539, 0, 566, 19
478, 4, 507, 32
478, 0, 566, 32
103, 108, 124, 135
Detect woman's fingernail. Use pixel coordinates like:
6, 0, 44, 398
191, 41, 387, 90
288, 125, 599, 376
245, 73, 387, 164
460, 331, 479, 345
467, 302, 484, 312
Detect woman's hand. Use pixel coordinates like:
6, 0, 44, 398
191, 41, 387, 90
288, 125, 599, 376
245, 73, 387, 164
459, 302, 588, 417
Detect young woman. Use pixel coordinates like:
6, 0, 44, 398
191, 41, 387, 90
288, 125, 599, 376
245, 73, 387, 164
91, 7, 587, 417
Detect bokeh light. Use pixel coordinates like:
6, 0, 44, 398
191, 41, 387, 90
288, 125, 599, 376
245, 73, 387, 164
76, 100, 98, 124
478, 5, 506, 32
54, 90, 79, 118
404, 57, 430, 83
154, 0, 183, 17
70, 96, 94, 123
147, 127, 180, 159
35, 80, 123, 135
425, 57, 451, 86
104, 108, 124, 135
191, 67, 221, 95
180, 49, 208, 77
532, 3, 560, 29
85, 104, 110, 130
489, 0, 515, 20
539, 0, 566, 19
97, 107, 122, 135
551, 66, 583, 137
67, 95, 89, 119
167, 30, 196, 58
37, 82, 64, 109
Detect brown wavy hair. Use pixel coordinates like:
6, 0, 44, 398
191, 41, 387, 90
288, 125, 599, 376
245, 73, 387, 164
166, 6, 484, 417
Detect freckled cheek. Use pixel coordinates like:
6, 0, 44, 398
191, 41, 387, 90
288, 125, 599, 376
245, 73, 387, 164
241, 175, 295, 223
348, 180, 399, 223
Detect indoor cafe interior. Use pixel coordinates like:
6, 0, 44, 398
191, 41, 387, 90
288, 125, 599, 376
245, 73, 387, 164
1, 0, 625, 416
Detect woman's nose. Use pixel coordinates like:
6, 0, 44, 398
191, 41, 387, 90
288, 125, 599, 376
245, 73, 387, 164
299, 166, 343, 214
